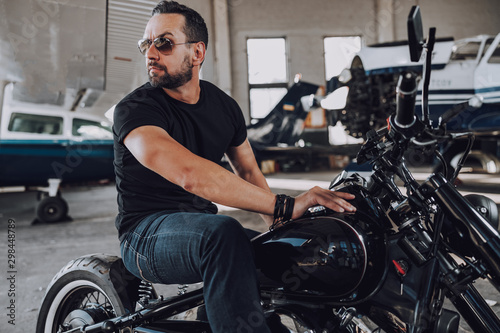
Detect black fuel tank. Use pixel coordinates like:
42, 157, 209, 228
253, 214, 384, 300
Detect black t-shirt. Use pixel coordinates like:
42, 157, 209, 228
113, 80, 247, 240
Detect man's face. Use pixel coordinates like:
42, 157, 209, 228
143, 14, 193, 89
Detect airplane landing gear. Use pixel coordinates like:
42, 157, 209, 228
36, 195, 69, 223
35, 179, 70, 223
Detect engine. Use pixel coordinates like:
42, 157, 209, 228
340, 57, 398, 139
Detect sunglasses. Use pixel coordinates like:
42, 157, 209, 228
138, 37, 198, 55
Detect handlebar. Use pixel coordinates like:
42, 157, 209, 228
394, 72, 418, 128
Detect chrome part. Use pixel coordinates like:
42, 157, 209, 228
334, 307, 377, 333
450, 150, 500, 174
137, 280, 155, 308
178, 284, 189, 296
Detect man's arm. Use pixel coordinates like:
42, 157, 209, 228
124, 125, 276, 215
124, 125, 356, 222
225, 139, 274, 226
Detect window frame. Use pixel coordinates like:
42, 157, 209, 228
450, 40, 482, 62
246, 37, 289, 120
72, 118, 113, 139
7, 112, 64, 136
487, 41, 500, 64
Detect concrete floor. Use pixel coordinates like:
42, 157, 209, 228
1, 168, 500, 333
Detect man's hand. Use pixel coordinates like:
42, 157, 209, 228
292, 186, 356, 220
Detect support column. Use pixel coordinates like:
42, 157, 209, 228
376, 0, 396, 43
212, 0, 232, 95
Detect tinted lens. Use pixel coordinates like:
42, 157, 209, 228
138, 37, 174, 55
154, 37, 173, 55
138, 39, 151, 55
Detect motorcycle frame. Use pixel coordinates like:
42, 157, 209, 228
421, 173, 500, 332
63, 288, 207, 333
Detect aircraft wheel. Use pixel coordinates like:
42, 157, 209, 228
36, 196, 68, 223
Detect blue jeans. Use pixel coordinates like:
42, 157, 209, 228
120, 211, 272, 333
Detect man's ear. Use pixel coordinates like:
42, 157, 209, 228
192, 42, 206, 66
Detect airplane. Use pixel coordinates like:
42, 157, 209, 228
0, 1, 149, 224
247, 77, 362, 173
330, 32, 500, 172
0, 82, 115, 223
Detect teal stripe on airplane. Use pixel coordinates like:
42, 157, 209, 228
414, 86, 500, 96
365, 64, 446, 76
0, 140, 113, 157
0, 147, 71, 157
476, 86, 500, 94
0, 139, 71, 145
0, 139, 113, 145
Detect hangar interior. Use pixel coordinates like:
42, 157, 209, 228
1, 0, 499, 172
1, 1, 500, 333
2, 0, 499, 120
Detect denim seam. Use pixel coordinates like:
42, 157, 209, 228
123, 237, 157, 283
135, 252, 154, 283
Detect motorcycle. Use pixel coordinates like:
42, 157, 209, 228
36, 6, 500, 333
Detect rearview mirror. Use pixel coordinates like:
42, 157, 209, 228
408, 6, 424, 62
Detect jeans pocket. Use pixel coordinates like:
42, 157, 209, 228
136, 252, 160, 283
121, 240, 159, 283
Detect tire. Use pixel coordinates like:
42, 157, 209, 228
36, 254, 142, 333
36, 196, 69, 223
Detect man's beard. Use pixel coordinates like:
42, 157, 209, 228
148, 56, 193, 89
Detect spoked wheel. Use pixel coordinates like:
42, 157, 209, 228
36, 254, 141, 333
44, 280, 121, 332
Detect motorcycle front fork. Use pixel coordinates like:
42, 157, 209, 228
447, 282, 500, 333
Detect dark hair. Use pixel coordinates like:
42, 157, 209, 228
152, 1, 209, 49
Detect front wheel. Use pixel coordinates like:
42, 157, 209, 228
36, 254, 141, 333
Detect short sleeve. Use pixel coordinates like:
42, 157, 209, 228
113, 86, 168, 144
229, 99, 247, 147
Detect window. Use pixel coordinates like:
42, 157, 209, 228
8, 113, 63, 135
488, 42, 500, 64
72, 118, 112, 139
248, 87, 288, 120
480, 38, 495, 61
247, 38, 288, 120
450, 41, 481, 61
324, 36, 362, 80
